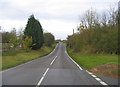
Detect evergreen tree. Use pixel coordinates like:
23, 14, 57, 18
24, 15, 44, 49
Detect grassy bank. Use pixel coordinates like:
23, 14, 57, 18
67, 47, 119, 78
2, 44, 56, 70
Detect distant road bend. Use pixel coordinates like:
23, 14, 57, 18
2, 42, 118, 86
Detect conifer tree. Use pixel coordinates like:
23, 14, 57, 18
24, 15, 44, 49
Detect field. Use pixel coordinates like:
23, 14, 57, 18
2, 44, 56, 70
67, 47, 119, 78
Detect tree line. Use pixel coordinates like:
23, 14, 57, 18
2, 15, 55, 51
67, 8, 118, 54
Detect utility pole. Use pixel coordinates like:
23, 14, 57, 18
118, 1, 120, 15
73, 29, 74, 35
118, 1, 120, 54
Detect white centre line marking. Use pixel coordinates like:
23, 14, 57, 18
50, 59, 55, 65
43, 68, 49, 77
36, 56, 57, 87
36, 68, 49, 87
36, 77, 44, 87
50, 56, 57, 65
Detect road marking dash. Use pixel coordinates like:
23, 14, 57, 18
43, 68, 49, 77
85, 70, 108, 86
88, 72, 92, 75
50, 56, 57, 65
86, 70, 89, 73
92, 75, 96, 78
50, 59, 55, 65
36, 77, 44, 87
95, 78, 101, 81
100, 81, 108, 85
36, 68, 49, 87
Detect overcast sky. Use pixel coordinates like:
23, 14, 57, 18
0, 0, 119, 40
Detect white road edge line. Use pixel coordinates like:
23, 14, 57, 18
86, 70, 108, 86
95, 78, 101, 81
65, 51, 83, 70
100, 81, 108, 85
88, 72, 92, 75
86, 70, 92, 75
92, 75, 97, 78
36, 68, 49, 87
77, 64, 83, 70
66, 49, 107, 85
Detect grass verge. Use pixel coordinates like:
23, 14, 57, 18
2, 44, 56, 70
67, 47, 119, 78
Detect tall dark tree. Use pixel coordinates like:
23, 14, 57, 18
24, 15, 44, 49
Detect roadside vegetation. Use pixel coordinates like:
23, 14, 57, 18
2, 44, 56, 70
44, 33, 55, 47
67, 48, 119, 78
67, 48, 118, 69
67, 8, 119, 78
2, 15, 56, 70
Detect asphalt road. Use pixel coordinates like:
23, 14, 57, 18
2, 42, 119, 86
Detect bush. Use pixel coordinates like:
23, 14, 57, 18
22, 36, 33, 52
67, 8, 118, 54
44, 33, 55, 47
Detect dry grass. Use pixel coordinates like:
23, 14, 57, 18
89, 63, 120, 78
67, 47, 119, 78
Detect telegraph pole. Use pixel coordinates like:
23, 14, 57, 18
118, 1, 120, 54
73, 29, 74, 35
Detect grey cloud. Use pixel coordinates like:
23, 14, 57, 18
34, 13, 78, 22
0, 0, 117, 22
0, 0, 79, 22
0, 1, 30, 20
